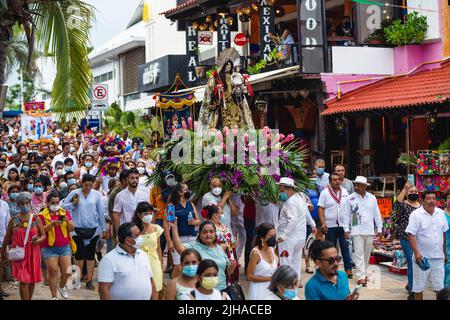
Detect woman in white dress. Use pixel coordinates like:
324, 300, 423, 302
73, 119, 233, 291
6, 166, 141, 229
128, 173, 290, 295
246, 223, 278, 300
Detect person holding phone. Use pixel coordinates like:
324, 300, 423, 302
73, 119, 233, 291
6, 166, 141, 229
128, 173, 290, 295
1, 192, 46, 300
38, 192, 75, 300
305, 240, 359, 300
167, 183, 201, 278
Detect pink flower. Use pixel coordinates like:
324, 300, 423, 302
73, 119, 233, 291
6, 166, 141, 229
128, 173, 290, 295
181, 121, 187, 129
194, 121, 199, 131
281, 134, 295, 145
188, 117, 192, 129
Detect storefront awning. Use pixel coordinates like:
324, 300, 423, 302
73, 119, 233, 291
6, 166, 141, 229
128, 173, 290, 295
124, 95, 157, 112
322, 61, 450, 116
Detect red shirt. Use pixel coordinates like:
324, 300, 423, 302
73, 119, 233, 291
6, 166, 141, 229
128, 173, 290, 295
39, 211, 73, 248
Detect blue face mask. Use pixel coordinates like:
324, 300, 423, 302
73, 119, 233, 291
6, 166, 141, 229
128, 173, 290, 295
315, 168, 325, 176
65, 166, 72, 172
18, 205, 30, 214
283, 288, 297, 300
67, 178, 77, 186
27, 184, 34, 192
279, 192, 288, 202
182, 265, 198, 278
22, 165, 29, 172
34, 187, 44, 195
10, 192, 19, 200
85, 162, 93, 168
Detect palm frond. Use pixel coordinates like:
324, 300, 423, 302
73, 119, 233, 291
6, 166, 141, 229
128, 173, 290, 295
33, 0, 95, 121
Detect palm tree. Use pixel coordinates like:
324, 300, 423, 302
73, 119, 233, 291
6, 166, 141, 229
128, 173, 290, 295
0, 0, 95, 120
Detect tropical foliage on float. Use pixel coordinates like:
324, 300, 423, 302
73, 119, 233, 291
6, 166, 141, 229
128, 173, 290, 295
148, 120, 311, 203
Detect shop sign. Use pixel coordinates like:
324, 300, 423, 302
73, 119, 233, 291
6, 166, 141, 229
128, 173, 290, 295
377, 197, 393, 219
142, 62, 160, 86
198, 31, 213, 45
139, 55, 187, 92
234, 33, 248, 46
24, 101, 45, 113
218, 15, 231, 54
186, 24, 198, 84
300, 0, 325, 73
259, 0, 275, 61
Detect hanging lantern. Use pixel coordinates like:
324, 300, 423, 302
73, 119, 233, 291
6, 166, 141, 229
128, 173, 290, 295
227, 16, 234, 26
335, 116, 346, 135
243, 7, 251, 15
239, 13, 250, 22
426, 109, 438, 130
236, 8, 242, 15
251, 2, 259, 12
274, 6, 285, 17
199, 23, 208, 31
209, 24, 215, 32
255, 99, 268, 113
192, 21, 199, 31
214, 19, 218, 27
205, 15, 212, 23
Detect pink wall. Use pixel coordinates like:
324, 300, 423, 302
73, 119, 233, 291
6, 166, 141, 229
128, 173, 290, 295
321, 73, 388, 101
394, 42, 444, 73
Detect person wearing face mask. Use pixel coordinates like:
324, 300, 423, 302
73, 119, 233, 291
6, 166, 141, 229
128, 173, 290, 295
181, 259, 230, 300
136, 161, 151, 194
165, 248, 202, 300
98, 222, 158, 300
170, 220, 237, 292
201, 177, 238, 230
247, 223, 278, 300
204, 204, 239, 284
38, 193, 76, 300
277, 177, 313, 287
63, 158, 74, 175
393, 181, 421, 299
7, 185, 21, 217
77, 154, 99, 180
53, 162, 64, 179
4, 154, 22, 178
131, 202, 164, 295
312, 159, 329, 191
167, 183, 201, 278
3, 168, 20, 195
1, 192, 46, 300
149, 171, 178, 270
28, 161, 52, 192
266, 265, 300, 300
64, 171, 77, 190
30, 180, 48, 212
51, 142, 78, 172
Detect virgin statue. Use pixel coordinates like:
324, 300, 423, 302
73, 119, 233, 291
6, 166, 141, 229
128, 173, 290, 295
198, 48, 254, 136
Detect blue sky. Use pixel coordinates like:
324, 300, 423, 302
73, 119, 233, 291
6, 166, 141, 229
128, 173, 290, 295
7, 0, 141, 85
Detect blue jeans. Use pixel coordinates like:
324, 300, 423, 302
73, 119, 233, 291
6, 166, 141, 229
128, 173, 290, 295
41, 245, 72, 260
326, 227, 352, 271
400, 239, 413, 292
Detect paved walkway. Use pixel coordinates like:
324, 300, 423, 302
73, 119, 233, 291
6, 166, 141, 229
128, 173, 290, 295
3, 257, 437, 300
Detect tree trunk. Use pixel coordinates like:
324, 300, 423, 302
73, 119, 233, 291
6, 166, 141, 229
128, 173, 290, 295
0, 24, 12, 86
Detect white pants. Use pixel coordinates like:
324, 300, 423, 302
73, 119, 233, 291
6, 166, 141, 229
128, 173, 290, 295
172, 235, 197, 265
412, 257, 445, 293
352, 235, 374, 281
278, 238, 305, 282
231, 221, 246, 261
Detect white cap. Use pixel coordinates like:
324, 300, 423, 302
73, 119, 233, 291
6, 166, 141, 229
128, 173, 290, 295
353, 176, 370, 186
277, 177, 296, 188
55, 129, 62, 134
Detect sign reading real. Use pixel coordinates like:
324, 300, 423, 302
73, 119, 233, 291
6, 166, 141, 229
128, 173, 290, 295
186, 24, 198, 83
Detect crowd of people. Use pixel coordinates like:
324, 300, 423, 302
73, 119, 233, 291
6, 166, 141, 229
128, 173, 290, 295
0, 116, 449, 301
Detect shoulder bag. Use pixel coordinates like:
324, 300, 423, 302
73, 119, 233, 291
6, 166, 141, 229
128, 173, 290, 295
8, 213, 34, 261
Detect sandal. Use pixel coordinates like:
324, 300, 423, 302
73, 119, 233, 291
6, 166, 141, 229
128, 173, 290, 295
305, 267, 314, 274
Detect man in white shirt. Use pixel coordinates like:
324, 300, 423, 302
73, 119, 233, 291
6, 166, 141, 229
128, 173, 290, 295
344, 176, 383, 286
112, 168, 149, 236
318, 172, 353, 278
276, 177, 313, 285
312, 159, 329, 191
98, 222, 158, 300
201, 177, 238, 230
4, 153, 22, 177
406, 190, 449, 300
51, 142, 78, 171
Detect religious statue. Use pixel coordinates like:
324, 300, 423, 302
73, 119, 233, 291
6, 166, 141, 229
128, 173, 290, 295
198, 48, 254, 136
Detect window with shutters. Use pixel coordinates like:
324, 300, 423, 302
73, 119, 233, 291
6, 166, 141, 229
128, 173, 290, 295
120, 47, 146, 96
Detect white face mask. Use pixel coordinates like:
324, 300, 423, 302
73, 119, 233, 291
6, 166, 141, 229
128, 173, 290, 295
132, 235, 144, 249
141, 214, 153, 224
165, 177, 176, 187
137, 167, 145, 175
49, 205, 60, 212
212, 187, 222, 196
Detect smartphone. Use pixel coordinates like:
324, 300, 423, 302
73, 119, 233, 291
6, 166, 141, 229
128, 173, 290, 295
352, 285, 363, 295
407, 174, 415, 185
167, 204, 175, 223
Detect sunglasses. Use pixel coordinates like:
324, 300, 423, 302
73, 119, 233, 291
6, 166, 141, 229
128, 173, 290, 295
319, 255, 342, 264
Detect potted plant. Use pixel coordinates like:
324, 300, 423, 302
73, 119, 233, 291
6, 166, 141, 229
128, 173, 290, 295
384, 12, 428, 46
365, 18, 394, 45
